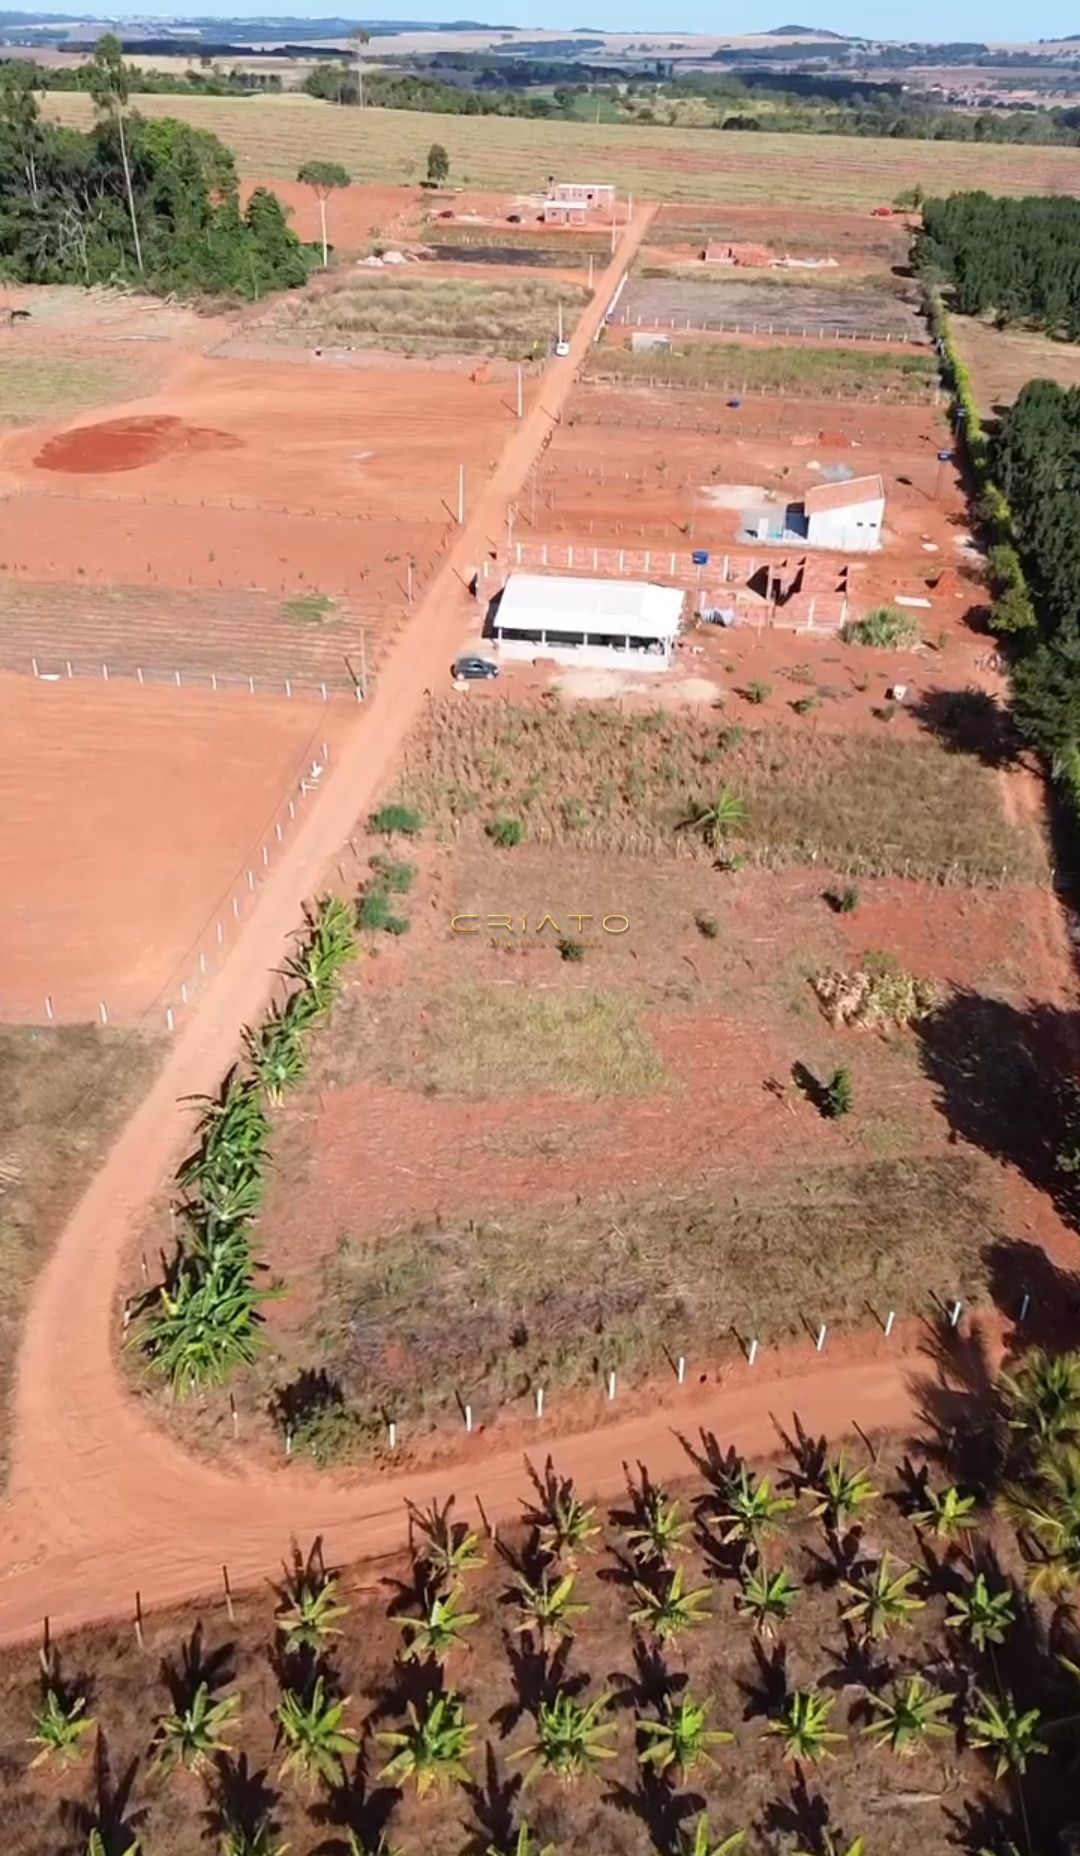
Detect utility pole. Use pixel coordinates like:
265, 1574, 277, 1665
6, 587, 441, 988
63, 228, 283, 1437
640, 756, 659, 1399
516, 365, 523, 418
457, 463, 465, 524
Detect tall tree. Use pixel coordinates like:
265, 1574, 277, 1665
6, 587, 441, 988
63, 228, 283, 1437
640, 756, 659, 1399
86, 34, 142, 273
350, 27, 371, 108
297, 160, 351, 267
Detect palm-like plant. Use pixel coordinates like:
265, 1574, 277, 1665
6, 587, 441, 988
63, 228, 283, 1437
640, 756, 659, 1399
766, 1689, 846, 1766
285, 894, 358, 1008
809, 1452, 879, 1534
140, 1241, 272, 1392
244, 991, 319, 1105
179, 1078, 271, 1224
28, 1686, 96, 1768
638, 1692, 734, 1778
345, 1833, 406, 1856
153, 1682, 241, 1773
795, 1840, 865, 1856
1000, 1347, 1080, 1453
945, 1571, 1015, 1651
737, 1562, 800, 1637
715, 1465, 795, 1551
515, 1688, 616, 1784
625, 1484, 692, 1569
277, 1573, 349, 1653
841, 1553, 924, 1643
513, 1569, 588, 1645
378, 1690, 475, 1796
486, 1827, 555, 1856
685, 789, 748, 850
912, 1483, 976, 1541
1003, 1446, 1080, 1595
679, 1819, 746, 1856
967, 1690, 1048, 1777
408, 1495, 486, 1581
864, 1676, 952, 1756
523, 1458, 600, 1565
87, 1837, 140, 1856
401, 1585, 480, 1663
276, 1678, 359, 1790
221, 1820, 290, 1856
631, 1566, 711, 1644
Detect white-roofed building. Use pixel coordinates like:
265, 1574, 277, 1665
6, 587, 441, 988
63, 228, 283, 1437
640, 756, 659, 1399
802, 474, 885, 551
490, 572, 684, 671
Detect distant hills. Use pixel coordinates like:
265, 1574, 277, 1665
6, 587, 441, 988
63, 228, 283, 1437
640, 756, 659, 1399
762, 21, 849, 34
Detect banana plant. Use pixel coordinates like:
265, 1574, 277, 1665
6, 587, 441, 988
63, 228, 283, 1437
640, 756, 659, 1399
152, 1682, 241, 1774
486, 1827, 555, 1856
766, 1689, 846, 1766
276, 1678, 359, 1790
625, 1484, 692, 1570
244, 990, 319, 1106
28, 1687, 96, 1768
514, 1688, 616, 1784
345, 1833, 407, 1856
809, 1452, 879, 1535
841, 1553, 924, 1643
1003, 1448, 1080, 1595
401, 1585, 480, 1664
630, 1566, 711, 1644
685, 789, 748, 850
408, 1495, 486, 1581
912, 1483, 976, 1542
736, 1562, 800, 1638
678, 1820, 746, 1856
864, 1676, 952, 1756
139, 1243, 271, 1392
637, 1692, 733, 1778
715, 1464, 795, 1551
221, 1819, 290, 1856
1000, 1347, 1080, 1453
967, 1690, 1047, 1778
277, 1572, 350, 1653
378, 1690, 475, 1796
795, 1839, 865, 1856
87, 1836, 140, 1856
513, 1569, 588, 1645
944, 1571, 1015, 1652
523, 1457, 600, 1566
285, 895, 358, 1009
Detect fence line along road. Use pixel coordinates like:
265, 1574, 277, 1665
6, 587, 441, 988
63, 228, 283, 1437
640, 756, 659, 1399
24, 655, 366, 702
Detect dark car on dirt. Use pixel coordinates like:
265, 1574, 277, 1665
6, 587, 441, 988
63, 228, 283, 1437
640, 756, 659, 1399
451, 656, 500, 680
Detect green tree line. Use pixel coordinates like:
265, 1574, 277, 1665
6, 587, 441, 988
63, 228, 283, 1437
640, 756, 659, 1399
0, 52, 279, 95
0, 38, 309, 298
917, 192, 1080, 335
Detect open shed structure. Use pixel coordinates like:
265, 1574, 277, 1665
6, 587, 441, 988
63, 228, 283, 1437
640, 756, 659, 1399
490, 572, 684, 671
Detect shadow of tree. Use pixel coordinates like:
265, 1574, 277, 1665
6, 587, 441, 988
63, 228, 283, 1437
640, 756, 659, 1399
909, 686, 1021, 769
59, 1730, 147, 1856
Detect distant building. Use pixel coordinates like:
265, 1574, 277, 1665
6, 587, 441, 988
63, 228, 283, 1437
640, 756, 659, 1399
703, 241, 776, 268
490, 572, 683, 671
803, 475, 886, 551
542, 199, 589, 226
550, 181, 616, 209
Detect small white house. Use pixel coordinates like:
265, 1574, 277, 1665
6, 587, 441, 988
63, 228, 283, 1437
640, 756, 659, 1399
803, 475, 885, 551
491, 572, 683, 671
550, 181, 616, 209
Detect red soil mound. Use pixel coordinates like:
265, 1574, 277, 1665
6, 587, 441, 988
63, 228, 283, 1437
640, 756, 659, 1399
34, 414, 241, 475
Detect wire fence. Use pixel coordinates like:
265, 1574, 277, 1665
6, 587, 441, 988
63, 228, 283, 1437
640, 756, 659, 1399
23, 654, 365, 701
612, 310, 928, 344
582, 369, 942, 407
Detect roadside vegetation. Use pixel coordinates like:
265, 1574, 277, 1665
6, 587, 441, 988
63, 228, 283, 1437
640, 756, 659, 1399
587, 341, 938, 400
395, 702, 1045, 885
260, 273, 588, 358
9, 1347, 1080, 1854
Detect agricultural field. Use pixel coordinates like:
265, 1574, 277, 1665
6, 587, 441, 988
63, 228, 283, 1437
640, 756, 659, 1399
5, 1393, 1080, 1856
0, 356, 153, 428
950, 312, 1080, 411
40, 92, 1080, 205
254, 272, 589, 358
649, 204, 914, 266
615, 277, 925, 342
586, 342, 938, 400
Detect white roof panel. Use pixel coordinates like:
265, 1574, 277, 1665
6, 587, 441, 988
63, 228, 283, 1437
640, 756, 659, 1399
497, 573, 684, 642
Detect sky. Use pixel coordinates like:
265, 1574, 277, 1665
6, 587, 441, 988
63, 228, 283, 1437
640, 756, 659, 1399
23, 0, 1077, 40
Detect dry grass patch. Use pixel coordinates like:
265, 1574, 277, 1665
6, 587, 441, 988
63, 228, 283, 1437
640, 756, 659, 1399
397, 701, 1046, 886
0, 356, 144, 424
259, 271, 589, 357
319, 1153, 993, 1429
0, 1025, 161, 1481
588, 339, 937, 399
316, 983, 664, 1098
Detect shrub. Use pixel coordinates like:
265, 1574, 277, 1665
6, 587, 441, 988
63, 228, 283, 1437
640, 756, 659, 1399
822, 1066, 854, 1119
359, 889, 393, 932
792, 694, 821, 716
370, 803, 423, 837
558, 938, 586, 962
842, 608, 920, 650
826, 884, 860, 914
814, 965, 938, 1031
487, 816, 524, 848
369, 855, 417, 894
695, 913, 720, 939
743, 680, 771, 705
384, 913, 411, 936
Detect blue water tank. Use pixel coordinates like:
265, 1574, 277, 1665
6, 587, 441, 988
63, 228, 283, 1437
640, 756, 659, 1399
691, 549, 710, 565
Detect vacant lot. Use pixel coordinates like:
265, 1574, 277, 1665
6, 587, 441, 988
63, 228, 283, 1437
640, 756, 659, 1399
41, 93, 1080, 204
394, 701, 1043, 884
257, 272, 589, 358
0, 356, 149, 426
951, 312, 1080, 410
0, 1023, 160, 1481
588, 340, 938, 399
617, 276, 925, 341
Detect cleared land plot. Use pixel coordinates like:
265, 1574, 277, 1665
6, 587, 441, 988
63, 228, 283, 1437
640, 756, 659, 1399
951, 312, 1080, 410
396, 701, 1043, 883
588, 340, 938, 399
40, 93, 1080, 205
0, 356, 150, 426
651, 201, 913, 263
617, 275, 925, 340
0, 1023, 160, 1481
239, 176, 422, 251
323, 1154, 992, 1428
0, 675, 343, 1024
0, 579, 380, 692
256, 271, 589, 358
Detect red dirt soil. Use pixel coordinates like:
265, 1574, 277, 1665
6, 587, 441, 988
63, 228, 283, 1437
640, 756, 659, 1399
0, 675, 346, 1025
239, 177, 424, 251
34, 415, 241, 475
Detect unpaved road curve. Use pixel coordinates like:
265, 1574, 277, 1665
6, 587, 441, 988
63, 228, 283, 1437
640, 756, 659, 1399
0, 206, 940, 1647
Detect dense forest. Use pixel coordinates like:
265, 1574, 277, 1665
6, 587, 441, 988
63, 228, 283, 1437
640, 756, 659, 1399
991, 382, 1080, 786
0, 54, 281, 95
0, 39, 310, 297
917, 193, 1080, 333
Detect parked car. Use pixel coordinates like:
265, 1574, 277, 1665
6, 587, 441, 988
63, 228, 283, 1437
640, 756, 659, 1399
507, 212, 522, 223
554, 340, 571, 357
451, 655, 500, 680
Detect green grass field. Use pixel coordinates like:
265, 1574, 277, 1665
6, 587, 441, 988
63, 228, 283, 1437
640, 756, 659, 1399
42, 93, 1080, 206
587, 340, 939, 399
0, 356, 145, 425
